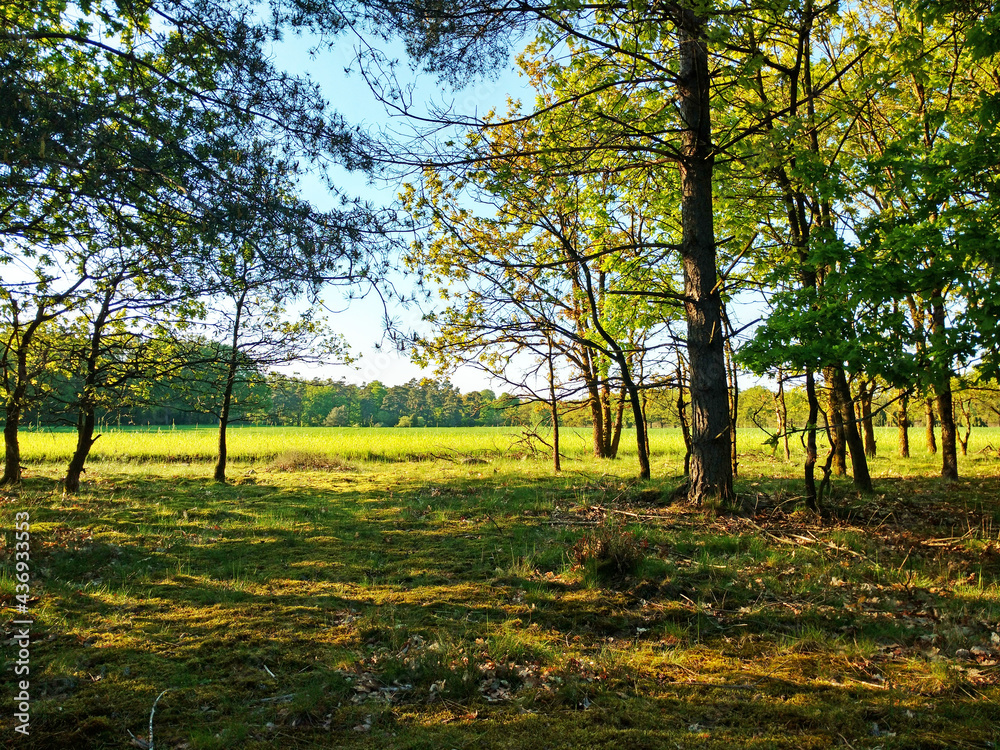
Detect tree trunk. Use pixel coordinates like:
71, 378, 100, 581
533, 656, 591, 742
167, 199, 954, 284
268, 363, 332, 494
897, 390, 910, 458
775, 371, 791, 461
64, 410, 99, 493
601, 378, 613, 457
804, 369, 820, 512
677, 367, 692, 476
65, 286, 115, 494
547, 341, 561, 473
215, 293, 246, 484
1, 408, 22, 487
624, 374, 650, 480
825, 368, 847, 475
925, 397, 937, 454
724, 316, 739, 478
859, 378, 877, 459
1, 309, 48, 487
678, 12, 733, 505
957, 399, 971, 456
609, 384, 626, 459
584, 358, 606, 458
832, 367, 873, 493
936, 386, 958, 480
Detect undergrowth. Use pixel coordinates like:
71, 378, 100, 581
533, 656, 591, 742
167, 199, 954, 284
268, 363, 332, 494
0, 448, 998, 749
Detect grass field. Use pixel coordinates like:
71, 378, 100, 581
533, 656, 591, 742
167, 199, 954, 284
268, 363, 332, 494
14, 425, 1000, 477
2, 427, 999, 748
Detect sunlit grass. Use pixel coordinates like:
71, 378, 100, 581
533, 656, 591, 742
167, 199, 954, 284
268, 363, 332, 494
1, 430, 999, 748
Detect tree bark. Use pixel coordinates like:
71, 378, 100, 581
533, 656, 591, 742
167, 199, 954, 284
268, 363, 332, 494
584, 353, 606, 458
678, 11, 734, 505
215, 291, 246, 484
859, 378, 877, 459
825, 367, 847, 475
547, 339, 561, 472
936, 387, 958, 480
804, 369, 820, 512
609, 383, 625, 458
1, 409, 22, 487
774, 371, 791, 460
925, 397, 937, 454
677, 366, 692, 476
832, 367, 873, 493
1, 307, 50, 487
897, 390, 910, 458
65, 286, 116, 494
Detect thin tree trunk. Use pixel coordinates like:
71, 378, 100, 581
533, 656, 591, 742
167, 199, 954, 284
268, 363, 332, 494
609, 384, 626, 458
1, 308, 50, 487
775, 371, 791, 461
622, 372, 650, 480
601, 377, 613, 457
65, 286, 116, 494
825, 367, 847, 475
897, 390, 910, 458
804, 369, 820, 512
925, 397, 937, 454
724, 313, 739, 478
584, 354, 606, 458
678, 11, 733, 504
677, 366, 692, 476
547, 339, 561, 473
859, 378, 877, 459
957, 399, 971, 456
832, 367, 873, 493
215, 291, 246, 484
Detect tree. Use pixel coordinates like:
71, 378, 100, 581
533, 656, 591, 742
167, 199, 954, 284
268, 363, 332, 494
2, 0, 367, 484
340, 0, 752, 502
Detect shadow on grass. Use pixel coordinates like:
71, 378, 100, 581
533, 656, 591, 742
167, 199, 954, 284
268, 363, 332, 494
2, 468, 999, 749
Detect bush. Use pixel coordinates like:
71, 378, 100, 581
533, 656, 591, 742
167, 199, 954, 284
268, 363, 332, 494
572, 523, 646, 582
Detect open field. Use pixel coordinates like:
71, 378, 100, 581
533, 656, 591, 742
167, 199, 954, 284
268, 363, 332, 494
2, 428, 999, 748
14, 425, 1000, 477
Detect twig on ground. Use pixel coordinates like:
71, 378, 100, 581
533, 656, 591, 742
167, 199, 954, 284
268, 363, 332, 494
149, 689, 170, 750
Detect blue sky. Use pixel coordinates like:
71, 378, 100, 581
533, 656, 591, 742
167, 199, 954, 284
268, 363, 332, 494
271, 32, 534, 392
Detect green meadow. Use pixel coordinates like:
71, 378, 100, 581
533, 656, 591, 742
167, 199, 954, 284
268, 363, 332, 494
2, 427, 999, 748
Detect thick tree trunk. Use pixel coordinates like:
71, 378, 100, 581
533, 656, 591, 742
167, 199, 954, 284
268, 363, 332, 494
832, 367, 873, 493
897, 390, 910, 458
1, 408, 22, 487
678, 13, 734, 505
936, 387, 958, 480
925, 397, 937, 454
1, 311, 47, 487
64, 410, 99, 493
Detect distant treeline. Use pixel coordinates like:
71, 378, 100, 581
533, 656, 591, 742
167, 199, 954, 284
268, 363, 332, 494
21, 369, 1000, 432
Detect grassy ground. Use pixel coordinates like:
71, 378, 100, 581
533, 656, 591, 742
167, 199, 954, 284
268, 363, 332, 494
1, 428, 999, 748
